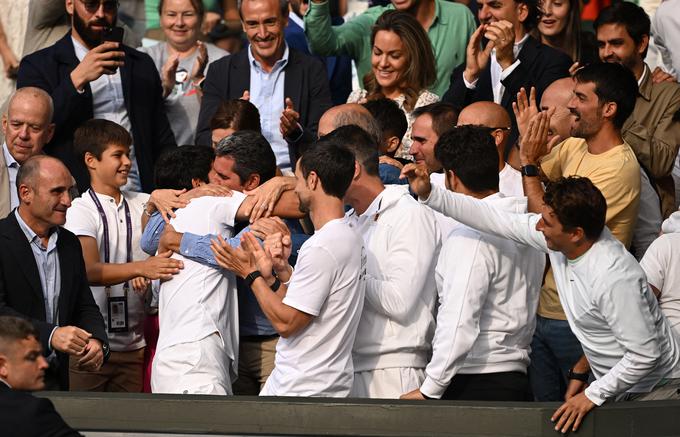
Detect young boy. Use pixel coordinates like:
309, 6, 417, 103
64, 119, 184, 392
363, 98, 409, 185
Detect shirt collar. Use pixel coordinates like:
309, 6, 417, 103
288, 12, 305, 30
638, 64, 648, 87
2, 143, 19, 169
0, 378, 10, 389
431, 0, 444, 26
248, 43, 290, 73
14, 209, 59, 248
71, 36, 89, 62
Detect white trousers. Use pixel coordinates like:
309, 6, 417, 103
351, 367, 425, 399
151, 333, 232, 395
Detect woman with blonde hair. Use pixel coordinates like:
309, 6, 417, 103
347, 10, 439, 159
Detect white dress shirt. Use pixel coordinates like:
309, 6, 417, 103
422, 184, 680, 405
72, 37, 141, 191
421, 192, 544, 398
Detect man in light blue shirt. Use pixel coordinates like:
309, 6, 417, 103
0, 87, 55, 218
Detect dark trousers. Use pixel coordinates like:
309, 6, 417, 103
442, 371, 531, 401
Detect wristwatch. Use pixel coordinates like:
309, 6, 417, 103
244, 271, 262, 288
520, 164, 540, 177
102, 342, 111, 363
567, 368, 589, 382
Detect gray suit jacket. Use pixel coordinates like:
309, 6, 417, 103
0, 150, 10, 218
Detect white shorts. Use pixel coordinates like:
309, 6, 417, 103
151, 333, 232, 395
351, 367, 425, 399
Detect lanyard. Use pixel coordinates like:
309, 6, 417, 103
88, 189, 132, 294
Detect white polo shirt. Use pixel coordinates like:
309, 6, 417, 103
499, 164, 523, 197
260, 217, 366, 397
156, 193, 246, 374
65, 190, 150, 351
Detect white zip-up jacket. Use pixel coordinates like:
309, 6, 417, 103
421, 193, 545, 399
347, 185, 441, 372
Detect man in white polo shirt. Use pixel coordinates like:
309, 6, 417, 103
211, 139, 365, 397
403, 156, 680, 433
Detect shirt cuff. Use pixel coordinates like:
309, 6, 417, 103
420, 376, 447, 399
584, 384, 607, 406
47, 326, 58, 352
500, 59, 522, 80
463, 72, 478, 90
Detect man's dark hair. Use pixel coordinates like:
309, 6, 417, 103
214, 131, 277, 184
299, 139, 355, 200
574, 62, 638, 129
154, 145, 215, 190
209, 99, 262, 134
516, 0, 540, 31
434, 125, 499, 193
362, 98, 407, 145
594, 2, 650, 56
0, 316, 40, 353
543, 176, 607, 241
323, 125, 379, 177
73, 119, 132, 161
412, 102, 458, 137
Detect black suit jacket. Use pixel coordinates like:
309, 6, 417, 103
443, 36, 572, 153
16, 33, 176, 193
195, 48, 332, 164
0, 212, 107, 390
0, 383, 82, 437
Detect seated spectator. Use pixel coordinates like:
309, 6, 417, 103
209, 99, 262, 147
304, 0, 476, 97
0, 316, 81, 437
334, 126, 439, 398
211, 139, 366, 397
534, 0, 598, 66
140, 0, 229, 146
457, 101, 523, 197
64, 120, 183, 393
1, 87, 54, 218
362, 98, 409, 185
401, 125, 543, 401
595, 2, 680, 219
347, 10, 439, 159
442, 0, 572, 151
404, 168, 680, 432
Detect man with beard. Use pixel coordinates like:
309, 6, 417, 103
195, 0, 332, 174
210, 139, 366, 397
595, 2, 680, 218
516, 62, 641, 401
16, 0, 175, 194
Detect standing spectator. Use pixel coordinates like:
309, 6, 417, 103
210, 140, 366, 397
334, 126, 440, 399
401, 126, 543, 401
1, 88, 55, 218
304, 0, 476, 97
534, 0, 598, 66
195, 0, 332, 174
0, 316, 82, 437
0, 156, 109, 390
347, 11, 439, 160
595, 2, 680, 218
16, 0, 176, 193
141, 0, 229, 146
442, 0, 572, 152
65, 120, 184, 392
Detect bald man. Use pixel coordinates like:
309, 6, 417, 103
457, 102, 523, 197
0, 156, 108, 390
539, 78, 574, 144
0, 88, 55, 218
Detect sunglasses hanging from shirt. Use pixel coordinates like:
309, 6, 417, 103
88, 189, 132, 333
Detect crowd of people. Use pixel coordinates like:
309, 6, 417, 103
1, 0, 680, 434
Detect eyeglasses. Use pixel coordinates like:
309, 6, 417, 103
79, 0, 119, 13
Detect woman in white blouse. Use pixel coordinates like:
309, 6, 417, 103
347, 10, 439, 160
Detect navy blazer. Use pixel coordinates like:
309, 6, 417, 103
443, 36, 572, 153
195, 48, 332, 165
0, 383, 82, 437
17, 33, 176, 193
0, 213, 107, 390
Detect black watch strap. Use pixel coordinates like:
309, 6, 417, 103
244, 271, 262, 288
567, 368, 589, 382
270, 277, 281, 292
521, 164, 540, 177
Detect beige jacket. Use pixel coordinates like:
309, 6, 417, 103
0, 149, 11, 218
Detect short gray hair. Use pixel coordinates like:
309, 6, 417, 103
8, 87, 54, 123
332, 110, 382, 148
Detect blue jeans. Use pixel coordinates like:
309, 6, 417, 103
529, 315, 584, 401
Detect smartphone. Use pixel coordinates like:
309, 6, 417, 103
103, 26, 124, 44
